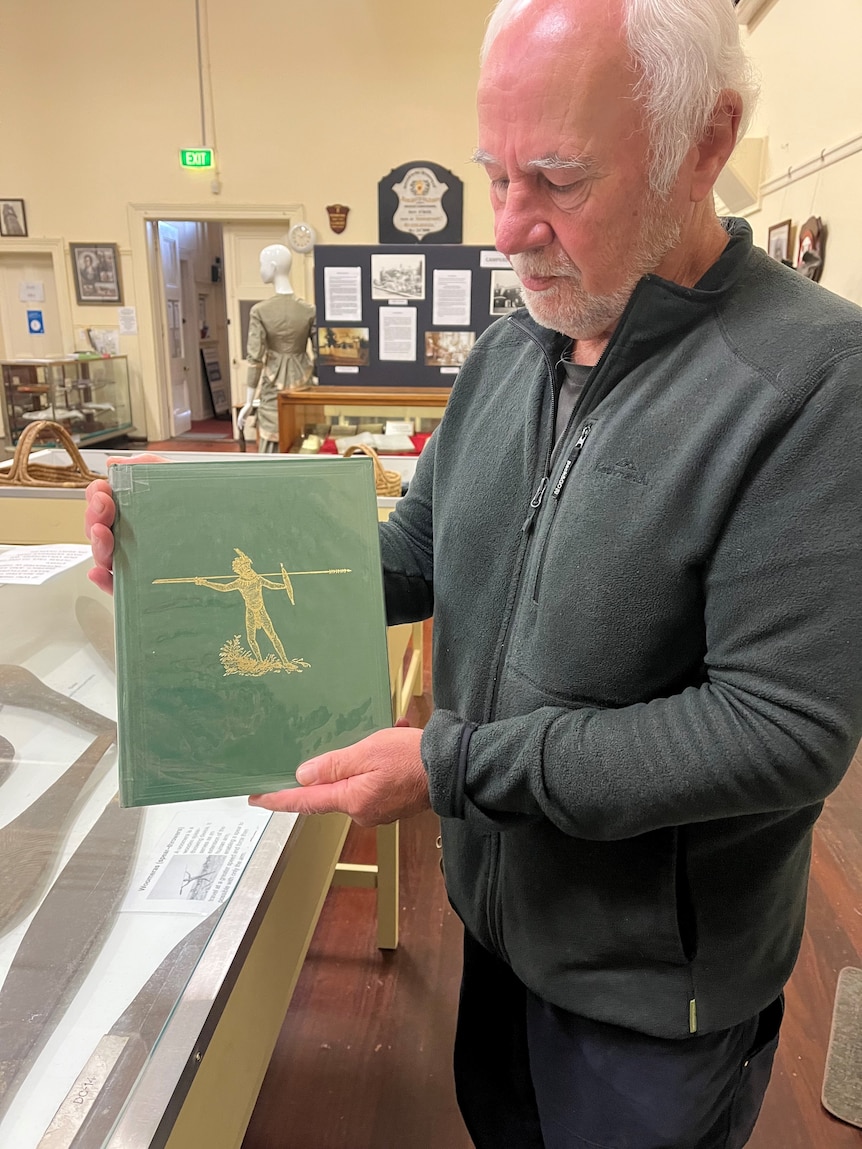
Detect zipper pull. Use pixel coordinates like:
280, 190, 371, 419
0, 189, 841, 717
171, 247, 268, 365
551, 422, 594, 500
522, 476, 549, 533
530, 476, 549, 509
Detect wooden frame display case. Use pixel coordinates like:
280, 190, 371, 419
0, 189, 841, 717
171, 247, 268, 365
277, 386, 450, 453
2, 356, 132, 447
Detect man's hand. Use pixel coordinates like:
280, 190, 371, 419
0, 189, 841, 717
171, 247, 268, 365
248, 720, 430, 827
84, 453, 170, 594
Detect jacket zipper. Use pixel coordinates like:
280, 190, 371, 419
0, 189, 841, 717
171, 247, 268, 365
479, 305, 636, 958
531, 421, 594, 604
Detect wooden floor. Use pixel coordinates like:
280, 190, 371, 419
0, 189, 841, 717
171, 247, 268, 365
239, 639, 862, 1148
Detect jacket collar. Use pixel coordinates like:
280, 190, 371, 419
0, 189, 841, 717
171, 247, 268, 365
507, 217, 755, 363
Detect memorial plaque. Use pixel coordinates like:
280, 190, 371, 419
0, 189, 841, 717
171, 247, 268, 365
378, 160, 463, 244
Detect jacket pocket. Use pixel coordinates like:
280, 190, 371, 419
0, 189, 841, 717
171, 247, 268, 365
502, 823, 695, 971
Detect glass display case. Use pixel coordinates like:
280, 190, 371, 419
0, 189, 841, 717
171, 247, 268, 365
0, 538, 416, 1146
1, 355, 132, 446
0, 552, 345, 1148
277, 386, 450, 453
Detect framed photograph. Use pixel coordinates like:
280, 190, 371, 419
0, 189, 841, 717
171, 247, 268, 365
0, 199, 27, 237
490, 268, 526, 314
767, 219, 793, 263
70, 242, 123, 304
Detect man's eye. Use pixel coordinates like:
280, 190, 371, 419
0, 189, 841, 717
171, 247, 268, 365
546, 178, 583, 196
490, 177, 510, 200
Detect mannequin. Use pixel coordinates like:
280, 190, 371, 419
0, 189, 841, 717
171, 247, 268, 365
237, 244, 316, 452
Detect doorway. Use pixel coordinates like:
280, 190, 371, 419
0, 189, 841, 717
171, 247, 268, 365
149, 218, 232, 443
0, 252, 66, 443
143, 209, 308, 446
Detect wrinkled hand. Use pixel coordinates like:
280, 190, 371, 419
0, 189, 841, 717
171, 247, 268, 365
249, 720, 430, 827
84, 453, 170, 594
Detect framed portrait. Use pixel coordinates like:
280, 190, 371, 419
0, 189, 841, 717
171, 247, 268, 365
0, 199, 27, 237
70, 242, 123, 304
766, 219, 793, 263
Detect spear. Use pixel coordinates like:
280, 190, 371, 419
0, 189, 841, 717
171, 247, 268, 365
153, 567, 351, 583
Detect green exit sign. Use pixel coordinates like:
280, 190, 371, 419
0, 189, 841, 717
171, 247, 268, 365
180, 148, 214, 169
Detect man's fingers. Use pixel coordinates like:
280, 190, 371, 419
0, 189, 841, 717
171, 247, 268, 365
249, 780, 349, 815
87, 566, 114, 595
89, 522, 115, 568
295, 750, 342, 786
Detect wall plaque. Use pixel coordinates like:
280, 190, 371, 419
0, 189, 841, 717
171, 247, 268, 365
378, 160, 463, 244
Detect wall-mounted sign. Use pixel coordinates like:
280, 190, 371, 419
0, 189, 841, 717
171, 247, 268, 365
378, 161, 463, 245
179, 148, 214, 169
326, 204, 350, 234
27, 310, 44, 334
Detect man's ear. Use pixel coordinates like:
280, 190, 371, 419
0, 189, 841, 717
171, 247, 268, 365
689, 90, 744, 203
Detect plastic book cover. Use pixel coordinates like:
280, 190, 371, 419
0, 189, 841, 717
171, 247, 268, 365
110, 458, 391, 807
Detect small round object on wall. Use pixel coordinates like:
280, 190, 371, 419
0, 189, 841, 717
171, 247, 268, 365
288, 222, 317, 255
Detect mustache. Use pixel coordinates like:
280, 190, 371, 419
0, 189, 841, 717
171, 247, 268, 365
511, 253, 580, 280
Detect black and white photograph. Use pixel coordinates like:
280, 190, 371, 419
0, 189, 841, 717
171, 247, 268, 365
317, 326, 370, 366
767, 219, 793, 263
424, 330, 475, 368
371, 252, 426, 301
0, 199, 27, 237
70, 242, 123, 304
490, 268, 526, 314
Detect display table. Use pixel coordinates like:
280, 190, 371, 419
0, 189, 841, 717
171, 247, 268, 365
0, 448, 420, 546
0, 463, 425, 1147
277, 386, 450, 452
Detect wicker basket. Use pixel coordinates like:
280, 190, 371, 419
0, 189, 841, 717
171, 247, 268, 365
0, 420, 104, 488
343, 443, 402, 497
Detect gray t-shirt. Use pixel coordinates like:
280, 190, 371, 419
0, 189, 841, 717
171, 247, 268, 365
554, 360, 592, 450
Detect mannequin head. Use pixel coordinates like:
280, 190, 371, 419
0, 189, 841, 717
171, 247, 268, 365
259, 243, 294, 295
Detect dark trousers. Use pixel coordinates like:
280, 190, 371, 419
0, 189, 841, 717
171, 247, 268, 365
454, 932, 782, 1149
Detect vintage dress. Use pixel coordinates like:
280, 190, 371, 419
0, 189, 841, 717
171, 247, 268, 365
245, 294, 316, 442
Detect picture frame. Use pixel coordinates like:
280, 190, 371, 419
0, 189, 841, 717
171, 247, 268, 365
0, 199, 27, 237
70, 242, 123, 305
767, 219, 793, 264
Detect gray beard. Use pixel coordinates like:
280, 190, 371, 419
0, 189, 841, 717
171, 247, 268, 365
513, 199, 683, 341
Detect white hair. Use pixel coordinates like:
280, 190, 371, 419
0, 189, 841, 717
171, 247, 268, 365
480, 0, 759, 196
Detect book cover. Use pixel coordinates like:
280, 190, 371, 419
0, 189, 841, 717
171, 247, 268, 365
110, 458, 392, 807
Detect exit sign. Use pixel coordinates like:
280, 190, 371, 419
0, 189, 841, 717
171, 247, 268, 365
180, 148, 214, 169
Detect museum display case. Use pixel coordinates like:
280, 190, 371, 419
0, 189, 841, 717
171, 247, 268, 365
1, 356, 132, 447
277, 385, 450, 453
0, 540, 419, 1147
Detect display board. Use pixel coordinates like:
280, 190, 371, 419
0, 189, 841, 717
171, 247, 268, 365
199, 342, 229, 415
312, 244, 524, 388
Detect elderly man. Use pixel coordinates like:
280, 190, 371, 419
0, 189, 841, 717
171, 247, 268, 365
87, 0, 862, 1145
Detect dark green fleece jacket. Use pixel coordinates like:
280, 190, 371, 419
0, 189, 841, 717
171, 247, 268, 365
379, 219, 862, 1039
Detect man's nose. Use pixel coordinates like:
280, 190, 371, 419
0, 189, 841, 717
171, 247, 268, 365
493, 184, 554, 256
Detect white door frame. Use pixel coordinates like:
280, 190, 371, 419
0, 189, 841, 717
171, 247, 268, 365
0, 237, 77, 356
128, 203, 305, 443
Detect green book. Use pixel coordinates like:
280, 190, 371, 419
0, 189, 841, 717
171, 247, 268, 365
110, 458, 392, 807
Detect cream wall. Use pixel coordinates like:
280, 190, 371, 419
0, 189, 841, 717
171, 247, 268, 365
740, 0, 862, 305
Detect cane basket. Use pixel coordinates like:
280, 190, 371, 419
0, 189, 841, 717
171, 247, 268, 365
342, 443, 402, 497
0, 420, 104, 488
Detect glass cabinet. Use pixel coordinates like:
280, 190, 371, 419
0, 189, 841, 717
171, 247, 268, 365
1, 355, 132, 446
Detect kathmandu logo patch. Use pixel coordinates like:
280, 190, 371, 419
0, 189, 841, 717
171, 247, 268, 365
595, 459, 648, 486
